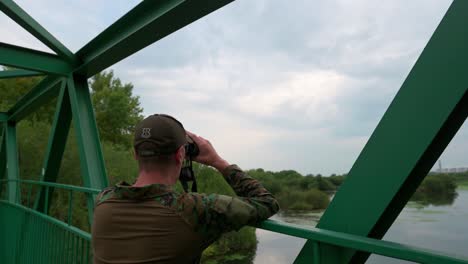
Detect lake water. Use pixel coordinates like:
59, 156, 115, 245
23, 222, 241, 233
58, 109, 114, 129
253, 189, 468, 263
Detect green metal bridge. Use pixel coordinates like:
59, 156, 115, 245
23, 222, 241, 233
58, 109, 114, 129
0, 0, 467, 263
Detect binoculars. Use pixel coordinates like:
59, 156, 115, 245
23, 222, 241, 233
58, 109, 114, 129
185, 136, 199, 158
180, 135, 199, 192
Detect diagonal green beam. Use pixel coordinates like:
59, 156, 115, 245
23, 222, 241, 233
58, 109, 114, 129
0, 69, 44, 79
0, 0, 75, 62
0, 42, 73, 75
67, 74, 108, 223
296, 1, 468, 263
35, 81, 72, 213
7, 76, 63, 122
75, 0, 234, 77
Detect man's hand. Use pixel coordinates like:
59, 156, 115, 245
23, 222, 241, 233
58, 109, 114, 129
186, 131, 229, 172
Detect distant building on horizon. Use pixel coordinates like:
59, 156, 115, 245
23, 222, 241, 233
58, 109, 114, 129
433, 160, 468, 174
433, 167, 468, 173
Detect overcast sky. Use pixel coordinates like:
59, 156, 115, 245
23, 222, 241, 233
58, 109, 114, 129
2, 0, 466, 175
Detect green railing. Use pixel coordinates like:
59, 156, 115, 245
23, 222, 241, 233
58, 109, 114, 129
1, 179, 468, 264
0, 179, 98, 264
0, 201, 91, 264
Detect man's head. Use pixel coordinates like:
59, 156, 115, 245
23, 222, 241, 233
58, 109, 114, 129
134, 114, 187, 173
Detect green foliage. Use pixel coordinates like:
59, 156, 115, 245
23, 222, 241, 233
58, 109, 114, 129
329, 174, 346, 186
16, 120, 51, 181
0, 67, 54, 122
247, 169, 336, 211
451, 171, 468, 187
190, 164, 257, 263
102, 143, 139, 184
316, 175, 336, 191
411, 174, 458, 205
90, 71, 144, 148
277, 189, 330, 210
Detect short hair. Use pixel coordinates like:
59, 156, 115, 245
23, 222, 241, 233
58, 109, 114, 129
135, 142, 176, 171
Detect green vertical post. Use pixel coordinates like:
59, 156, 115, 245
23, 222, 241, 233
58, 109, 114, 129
296, 1, 468, 263
35, 81, 72, 213
67, 74, 108, 223
0, 124, 6, 198
5, 121, 20, 203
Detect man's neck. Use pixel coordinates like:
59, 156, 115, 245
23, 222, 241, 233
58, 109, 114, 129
133, 170, 177, 187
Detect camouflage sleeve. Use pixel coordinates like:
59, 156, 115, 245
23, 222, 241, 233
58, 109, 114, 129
94, 187, 115, 208
177, 165, 279, 239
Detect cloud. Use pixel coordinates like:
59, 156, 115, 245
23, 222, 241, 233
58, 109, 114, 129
4, 0, 464, 175
2, 0, 139, 52
0, 11, 52, 52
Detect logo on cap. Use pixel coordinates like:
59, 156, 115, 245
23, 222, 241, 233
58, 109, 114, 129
141, 128, 151, 139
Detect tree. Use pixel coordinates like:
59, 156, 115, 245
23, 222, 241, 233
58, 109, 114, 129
0, 66, 52, 122
90, 71, 144, 148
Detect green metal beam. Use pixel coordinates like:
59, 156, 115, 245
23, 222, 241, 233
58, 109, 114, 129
35, 82, 71, 213
75, 0, 234, 77
0, 125, 6, 198
0, 69, 43, 79
297, 1, 468, 263
0, 113, 8, 122
0, 0, 75, 62
258, 220, 468, 264
0, 42, 73, 75
5, 122, 20, 203
67, 74, 108, 223
7, 76, 62, 122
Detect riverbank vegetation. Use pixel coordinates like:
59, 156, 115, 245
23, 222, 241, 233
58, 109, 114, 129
451, 171, 468, 189
247, 168, 462, 209
248, 169, 344, 210
411, 174, 458, 205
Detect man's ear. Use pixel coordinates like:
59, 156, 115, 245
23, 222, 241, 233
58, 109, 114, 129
174, 146, 185, 164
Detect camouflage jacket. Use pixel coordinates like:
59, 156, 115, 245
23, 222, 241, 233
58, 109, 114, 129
92, 165, 279, 264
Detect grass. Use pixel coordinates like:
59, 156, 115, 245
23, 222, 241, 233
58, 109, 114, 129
456, 181, 468, 190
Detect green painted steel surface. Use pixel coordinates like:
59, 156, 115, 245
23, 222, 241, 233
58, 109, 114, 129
5, 122, 19, 203
0, 0, 75, 61
1, 0, 467, 262
0, 113, 8, 122
75, 0, 235, 77
2, 179, 468, 264
0, 126, 6, 195
0, 42, 72, 75
0, 69, 43, 79
3, 179, 100, 196
258, 221, 468, 264
35, 83, 72, 213
67, 75, 109, 223
0, 201, 91, 264
297, 1, 468, 263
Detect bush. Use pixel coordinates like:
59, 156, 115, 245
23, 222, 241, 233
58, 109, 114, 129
277, 188, 330, 210
411, 174, 457, 205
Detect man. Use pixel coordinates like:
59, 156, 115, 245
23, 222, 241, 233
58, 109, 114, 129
92, 114, 279, 264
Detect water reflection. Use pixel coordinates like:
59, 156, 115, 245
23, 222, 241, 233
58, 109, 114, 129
276, 210, 323, 226
253, 189, 468, 264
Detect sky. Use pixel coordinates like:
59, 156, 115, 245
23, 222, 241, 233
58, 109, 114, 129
1, 0, 466, 175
